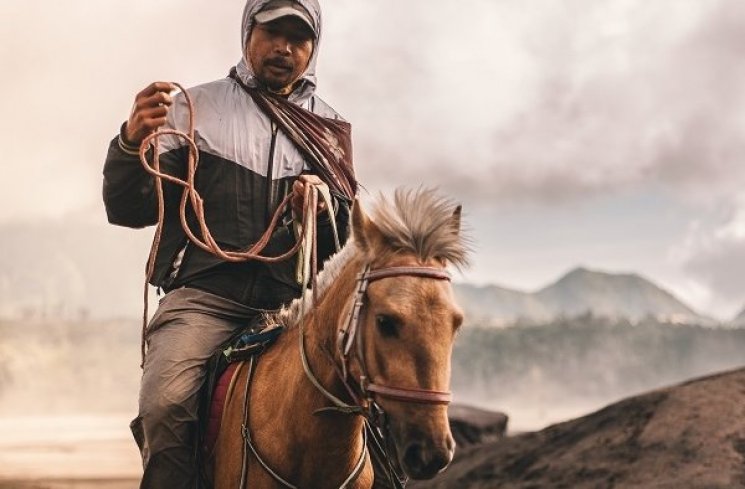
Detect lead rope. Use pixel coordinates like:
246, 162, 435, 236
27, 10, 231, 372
137, 83, 317, 366
296, 186, 361, 415
295, 181, 340, 290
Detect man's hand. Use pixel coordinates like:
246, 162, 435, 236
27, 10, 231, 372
291, 175, 329, 217
124, 82, 176, 146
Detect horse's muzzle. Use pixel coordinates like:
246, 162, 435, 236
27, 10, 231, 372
391, 420, 455, 480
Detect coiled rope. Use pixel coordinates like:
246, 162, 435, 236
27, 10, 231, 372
136, 83, 327, 366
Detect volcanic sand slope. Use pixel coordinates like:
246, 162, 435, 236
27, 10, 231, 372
413, 367, 745, 489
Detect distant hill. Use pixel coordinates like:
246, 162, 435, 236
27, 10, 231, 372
454, 267, 712, 326
450, 283, 550, 325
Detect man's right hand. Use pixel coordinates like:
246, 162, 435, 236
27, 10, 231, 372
123, 82, 176, 146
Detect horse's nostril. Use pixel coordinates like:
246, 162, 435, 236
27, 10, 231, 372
402, 442, 451, 480
403, 442, 423, 471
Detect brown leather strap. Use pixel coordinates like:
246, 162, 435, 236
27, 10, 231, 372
364, 267, 451, 283
366, 383, 452, 405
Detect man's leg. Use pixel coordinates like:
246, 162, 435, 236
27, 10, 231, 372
131, 289, 257, 489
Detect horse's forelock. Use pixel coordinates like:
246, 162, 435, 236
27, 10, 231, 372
370, 188, 470, 268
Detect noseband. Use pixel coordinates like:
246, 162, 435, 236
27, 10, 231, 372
337, 265, 454, 406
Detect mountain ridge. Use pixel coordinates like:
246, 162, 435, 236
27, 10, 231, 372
455, 266, 713, 326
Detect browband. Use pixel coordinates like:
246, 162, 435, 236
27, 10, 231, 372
363, 267, 451, 283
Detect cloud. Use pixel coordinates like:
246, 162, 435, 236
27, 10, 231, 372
3, 0, 744, 220
330, 0, 745, 207
675, 193, 745, 318
0, 0, 740, 320
0, 0, 241, 223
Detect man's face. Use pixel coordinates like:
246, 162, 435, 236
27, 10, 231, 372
248, 16, 314, 93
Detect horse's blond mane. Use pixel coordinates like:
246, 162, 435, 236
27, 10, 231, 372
266, 240, 358, 328
266, 188, 469, 329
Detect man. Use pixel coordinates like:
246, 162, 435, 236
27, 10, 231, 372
102, 1, 354, 486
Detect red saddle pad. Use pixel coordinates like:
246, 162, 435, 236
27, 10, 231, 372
204, 362, 240, 455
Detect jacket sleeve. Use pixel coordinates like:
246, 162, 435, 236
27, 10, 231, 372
102, 125, 186, 228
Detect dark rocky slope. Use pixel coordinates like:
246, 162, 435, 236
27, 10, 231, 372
413, 367, 745, 488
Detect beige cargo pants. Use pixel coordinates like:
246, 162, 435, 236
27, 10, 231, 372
130, 287, 264, 489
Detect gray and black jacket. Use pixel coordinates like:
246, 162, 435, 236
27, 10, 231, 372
102, 0, 350, 310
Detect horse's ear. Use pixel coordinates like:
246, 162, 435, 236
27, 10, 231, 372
450, 205, 462, 237
352, 199, 385, 254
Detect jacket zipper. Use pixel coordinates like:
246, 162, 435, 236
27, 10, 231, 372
265, 122, 278, 224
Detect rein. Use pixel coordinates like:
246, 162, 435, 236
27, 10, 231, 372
238, 354, 368, 489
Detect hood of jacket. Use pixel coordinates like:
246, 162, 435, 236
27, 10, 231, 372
235, 0, 322, 104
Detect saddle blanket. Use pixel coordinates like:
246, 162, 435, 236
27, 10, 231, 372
203, 361, 241, 455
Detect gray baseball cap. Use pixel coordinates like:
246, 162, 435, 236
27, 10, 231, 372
254, 0, 316, 36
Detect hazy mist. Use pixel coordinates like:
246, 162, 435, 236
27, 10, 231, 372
2, 0, 745, 482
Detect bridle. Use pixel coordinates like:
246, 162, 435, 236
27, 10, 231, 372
337, 265, 454, 407
328, 264, 455, 489
242, 263, 455, 489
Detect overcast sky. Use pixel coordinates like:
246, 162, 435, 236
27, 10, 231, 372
1, 0, 743, 320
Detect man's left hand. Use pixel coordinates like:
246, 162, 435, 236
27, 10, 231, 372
291, 175, 329, 217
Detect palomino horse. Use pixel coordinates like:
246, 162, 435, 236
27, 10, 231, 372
213, 189, 468, 488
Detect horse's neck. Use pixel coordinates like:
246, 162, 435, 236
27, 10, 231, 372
251, 259, 367, 484
259, 323, 363, 433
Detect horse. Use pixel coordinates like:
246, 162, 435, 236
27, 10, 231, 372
212, 188, 469, 488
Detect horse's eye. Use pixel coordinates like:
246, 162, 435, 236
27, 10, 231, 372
375, 314, 399, 338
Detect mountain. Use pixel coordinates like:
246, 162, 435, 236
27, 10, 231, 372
536, 267, 705, 323
454, 267, 711, 326
450, 283, 549, 325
